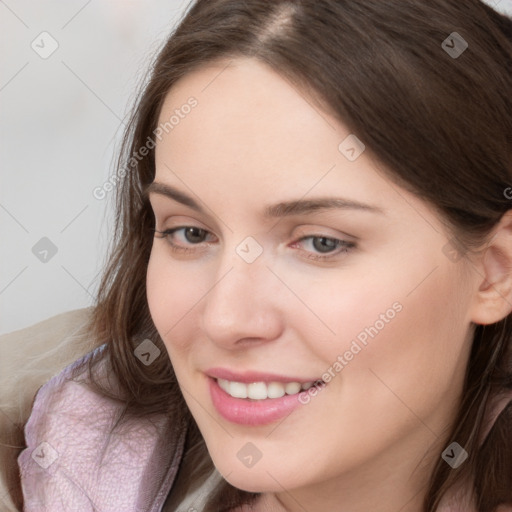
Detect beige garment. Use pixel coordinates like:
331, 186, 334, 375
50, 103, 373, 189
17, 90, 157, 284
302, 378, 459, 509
0, 308, 96, 512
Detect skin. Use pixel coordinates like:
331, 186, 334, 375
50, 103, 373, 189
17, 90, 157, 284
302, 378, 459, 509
146, 58, 512, 511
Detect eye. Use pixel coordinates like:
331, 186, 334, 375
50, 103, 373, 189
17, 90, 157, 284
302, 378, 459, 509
153, 226, 216, 253
153, 226, 356, 261
292, 235, 356, 261
308, 237, 340, 253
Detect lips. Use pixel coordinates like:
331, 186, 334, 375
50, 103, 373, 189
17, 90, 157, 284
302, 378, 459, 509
206, 368, 325, 425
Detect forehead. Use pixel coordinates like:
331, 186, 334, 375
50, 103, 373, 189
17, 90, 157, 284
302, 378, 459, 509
156, 57, 338, 159
152, 58, 439, 230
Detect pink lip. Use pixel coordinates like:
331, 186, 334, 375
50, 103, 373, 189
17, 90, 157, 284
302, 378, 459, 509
208, 377, 308, 426
206, 367, 319, 384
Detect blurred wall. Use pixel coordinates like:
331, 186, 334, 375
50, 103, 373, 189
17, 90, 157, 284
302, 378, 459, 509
1, 0, 190, 334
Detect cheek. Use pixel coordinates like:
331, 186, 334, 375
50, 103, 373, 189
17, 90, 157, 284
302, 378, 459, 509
325, 261, 470, 432
146, 247, 206, 352
291, 248, 471, 405
276, 258, 409, 365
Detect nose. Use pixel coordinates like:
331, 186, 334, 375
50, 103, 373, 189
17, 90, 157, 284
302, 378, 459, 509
200, 252, 284, 350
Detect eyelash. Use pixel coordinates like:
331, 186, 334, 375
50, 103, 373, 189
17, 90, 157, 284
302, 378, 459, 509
152, 226, 356, 262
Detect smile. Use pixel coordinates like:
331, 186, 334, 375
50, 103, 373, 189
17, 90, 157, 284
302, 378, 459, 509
207, 373, 326, 426
216, 378, 319, 400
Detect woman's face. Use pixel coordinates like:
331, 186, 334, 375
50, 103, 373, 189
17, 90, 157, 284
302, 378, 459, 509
147, 58, 477, 506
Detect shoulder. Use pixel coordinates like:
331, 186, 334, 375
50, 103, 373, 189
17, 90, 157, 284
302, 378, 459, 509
17, 342, 187, 511
16, 344, 115, 508
19, 342, 112, 442
0, 307, 95, 511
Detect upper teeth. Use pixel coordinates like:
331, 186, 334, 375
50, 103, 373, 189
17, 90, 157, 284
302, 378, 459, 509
217, 379, 318, 400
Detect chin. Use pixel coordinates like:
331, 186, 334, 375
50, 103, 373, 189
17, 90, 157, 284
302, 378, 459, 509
210, 453, 301, 494
220, 468, 282, 494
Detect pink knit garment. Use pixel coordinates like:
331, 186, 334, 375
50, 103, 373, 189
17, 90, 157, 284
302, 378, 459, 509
17, 345, 187, 511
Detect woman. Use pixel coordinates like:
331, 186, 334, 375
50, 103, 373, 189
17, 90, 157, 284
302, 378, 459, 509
17, 0, 512, 510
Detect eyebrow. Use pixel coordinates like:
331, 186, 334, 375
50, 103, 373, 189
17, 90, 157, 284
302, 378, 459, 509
144, 182, 385, 217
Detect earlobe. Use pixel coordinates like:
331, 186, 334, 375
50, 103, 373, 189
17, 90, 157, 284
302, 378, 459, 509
470, 210, 512, 326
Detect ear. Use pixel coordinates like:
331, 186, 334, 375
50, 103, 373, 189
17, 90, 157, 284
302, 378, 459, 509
470, 210, 512, 325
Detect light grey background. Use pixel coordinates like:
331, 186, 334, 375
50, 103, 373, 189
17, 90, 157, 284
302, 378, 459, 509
0, 0, 189, 334
1, 0, 511, 335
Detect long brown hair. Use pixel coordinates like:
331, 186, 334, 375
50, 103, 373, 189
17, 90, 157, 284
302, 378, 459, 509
76, 1, 512, 510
